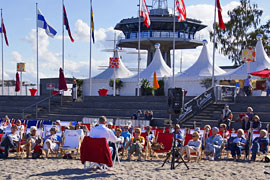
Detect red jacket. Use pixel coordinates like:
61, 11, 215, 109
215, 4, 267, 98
80, 136, 113, 167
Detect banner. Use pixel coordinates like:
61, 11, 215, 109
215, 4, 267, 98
109, 57, 120, 68
17, 63, 26, 72
242, 48, 256, 62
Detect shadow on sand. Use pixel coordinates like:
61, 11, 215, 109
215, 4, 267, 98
29, 168, 114, 179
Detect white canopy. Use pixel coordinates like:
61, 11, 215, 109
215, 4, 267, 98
176, 41, 226, 80
93, 50, 133, 79
131, 43, 172, 79
217, 35, 270, 80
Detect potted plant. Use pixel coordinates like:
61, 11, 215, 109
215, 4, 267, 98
141, 79, 154, 96
109, 79, 124, 95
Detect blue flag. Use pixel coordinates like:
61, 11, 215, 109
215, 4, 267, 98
37, 8, 57, 38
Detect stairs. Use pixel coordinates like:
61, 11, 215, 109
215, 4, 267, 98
181, 96, 270, 129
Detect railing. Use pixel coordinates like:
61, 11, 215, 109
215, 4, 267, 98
0, 85, 36, 96
22, 94, 58, 120
178, 87, 215, 124
122, 31, 203, 41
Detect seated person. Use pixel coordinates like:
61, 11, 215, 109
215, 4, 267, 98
175, 124, 183, 147
15, 120, 25, 138
202, 125, 212, 150
246, 107, 255, 121
218, 124, 230, 142
251, 129, 269, 161
0, 125, 20, 159
126, 128, 145, 161
252, 115, 262, 131
109, 128, 124, 160
227, 129, 247, 161
219, 105, 232, 127
145, 126, 155, 155
22, 126, 41, 158
180, 131, 201, 161
205, 127, 223, 160
241, 115, 251, 131
121, 125, 131, 147
43, 126, 62, 158
107, 122, 115, 134
132, 110, 142, 120
144, 110, 153, 121
89, 116, 122, 157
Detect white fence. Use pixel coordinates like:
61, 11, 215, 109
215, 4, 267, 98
0, 85, 37, 96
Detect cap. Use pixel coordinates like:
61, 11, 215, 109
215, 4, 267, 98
194, 127, 200, 132
56, 120, 61, 123
212, 127, 219, 132
108, 122, 113, 126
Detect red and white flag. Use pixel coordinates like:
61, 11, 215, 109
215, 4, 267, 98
140, 0, 150, 28
217, 0, 225, 29
175, 0, 186, 22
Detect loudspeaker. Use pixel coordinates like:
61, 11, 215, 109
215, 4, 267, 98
168, 88, 184, 115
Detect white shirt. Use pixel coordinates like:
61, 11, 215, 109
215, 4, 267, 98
89, 124, 120, 143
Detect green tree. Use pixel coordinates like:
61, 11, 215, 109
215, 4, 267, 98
109, 79, 124, 95
210, 0, 269, 66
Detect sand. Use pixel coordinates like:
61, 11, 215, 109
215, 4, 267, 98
0, 157, 270, 180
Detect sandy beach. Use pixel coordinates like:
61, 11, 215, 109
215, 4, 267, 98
0, 157, 269, 180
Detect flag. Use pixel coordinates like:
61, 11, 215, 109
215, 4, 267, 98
217, 0, 225, 29
153, 72, 159, 89
90, 2, 95, 43
37, 8, 57, 38
63, 5, 74, 42
175, 0, 186, 22
109, 57, 120, 68
15, 72, 20, 92
1, 17, 9, 46
140, 0, 150, 28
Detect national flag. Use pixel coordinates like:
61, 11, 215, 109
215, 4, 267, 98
140, 0, 150, 28
90, 1, 95, 43
217, 0, 225, 29
175, 0, 186, 22
1, 17, 9, 46
63, 5, 74, 42
37, 8, 57, 38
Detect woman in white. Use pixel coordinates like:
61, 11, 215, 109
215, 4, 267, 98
43, 126, 62, 158
180, 131, 202, 162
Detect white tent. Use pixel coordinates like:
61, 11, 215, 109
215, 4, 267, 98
83, 49, 133, 96
217, 35, 270, 80
131, 43, 172, 79
93, 50, 133, 79
176, 40, 226, 80
172, 41, 226, 96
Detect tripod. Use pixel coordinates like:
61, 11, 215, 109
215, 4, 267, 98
161, 119, 189, 170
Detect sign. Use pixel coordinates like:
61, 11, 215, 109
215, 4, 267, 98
178, 87, 215, 123
109, 57, 120, 68
46, 83, 55, 90
241, 48, 256, 62
17, 63, 26, 72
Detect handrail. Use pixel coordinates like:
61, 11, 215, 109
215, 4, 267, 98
22, 93, 58, 120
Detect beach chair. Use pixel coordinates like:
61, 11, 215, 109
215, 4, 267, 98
60, 130, 81, 158
154, 133, 173, 156
81, 137, 113, 170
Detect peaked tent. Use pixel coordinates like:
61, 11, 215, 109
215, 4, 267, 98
131, 43, 172, 79
93, 50, 133, 79
176, 41, 226, 80
217, 35, 270, 80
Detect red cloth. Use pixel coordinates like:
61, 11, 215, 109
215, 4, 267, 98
184, 134, 193, 146
80, 137, 113, 167
155, 133, 173, 153
15, 72, 20, 92
58, 68, 67, 91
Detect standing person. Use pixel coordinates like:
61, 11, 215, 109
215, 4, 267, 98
0, 125, 20, 159
72, 79, 77, 102
266, 78, 270, 96
219, 105, 232, 127
244, 75, 252, 96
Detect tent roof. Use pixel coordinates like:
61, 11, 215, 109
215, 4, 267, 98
93, 50, 134, 79
217, 36, 270, 80
176, 41, 226, 79
131, 43, 172, 79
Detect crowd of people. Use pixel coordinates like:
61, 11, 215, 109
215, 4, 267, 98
0, 114, 269, 164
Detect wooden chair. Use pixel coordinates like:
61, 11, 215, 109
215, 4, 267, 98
60, 130, 81, 158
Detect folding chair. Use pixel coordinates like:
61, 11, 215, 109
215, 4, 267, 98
80, 137, 113, 170
60, 130, 81, 158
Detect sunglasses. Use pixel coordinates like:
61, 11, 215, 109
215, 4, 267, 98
135, 132, 140, 133
192, 135, 197, 137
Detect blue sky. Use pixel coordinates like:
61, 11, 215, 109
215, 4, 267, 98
0, 0, 269, 83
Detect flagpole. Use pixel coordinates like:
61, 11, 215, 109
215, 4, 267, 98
137, 0, 141, 97
1, 9, 4, 95
62, 0, 65, 73
212, 0, 217, 88
173, 0, 176, 88
36, 3, 39, 96
89, 0, 92, 96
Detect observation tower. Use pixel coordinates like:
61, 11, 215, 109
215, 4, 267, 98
114, 0, 207, 67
